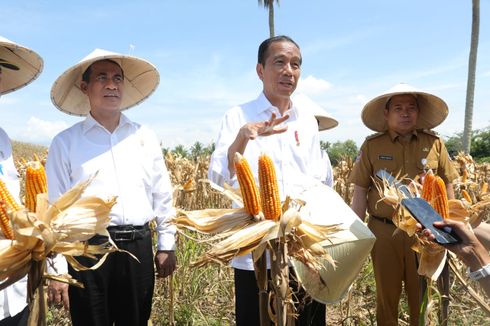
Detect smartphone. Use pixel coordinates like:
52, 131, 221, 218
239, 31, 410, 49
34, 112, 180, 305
401, 197, 460, 245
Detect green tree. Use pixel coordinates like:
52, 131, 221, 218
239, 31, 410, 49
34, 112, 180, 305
325, 140, 358, 166
172, 144, 188, 158
444, 132, 463, 157
190, 141, 204, 161
462, 0, 480, 153
471, 128, 490, 160
258, 0, 278, 37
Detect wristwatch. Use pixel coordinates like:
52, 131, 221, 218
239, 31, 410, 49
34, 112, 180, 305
467, 263, 490, 281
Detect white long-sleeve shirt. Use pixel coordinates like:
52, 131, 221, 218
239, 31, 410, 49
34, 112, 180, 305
320, 149, 334, 188
46, 113, 175, 273
208, 92, 324, 270
0, 127, 27, 320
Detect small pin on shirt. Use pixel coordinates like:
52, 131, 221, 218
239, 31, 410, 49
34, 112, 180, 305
294, 130, 300, 146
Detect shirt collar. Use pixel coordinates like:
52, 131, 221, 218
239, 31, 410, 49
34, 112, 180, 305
82, 112, 133, 134
256, 92, 298, 119
387, 128, 418, 142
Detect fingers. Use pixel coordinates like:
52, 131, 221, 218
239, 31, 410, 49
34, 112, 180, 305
48, 281, 70, 310
157, 264, 176, 278
48, 286, 69, 309
155, 251, 177, 278
273, 113, 289, 125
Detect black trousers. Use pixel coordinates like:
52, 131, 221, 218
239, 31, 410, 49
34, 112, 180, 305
68, 227, 154, 326
0, 306, 29, 326
234, 268, 326, 326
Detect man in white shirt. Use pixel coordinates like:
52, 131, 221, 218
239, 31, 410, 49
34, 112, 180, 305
0, 36, 43, 326
209, 35, 326, 326
46, 49, 176, 326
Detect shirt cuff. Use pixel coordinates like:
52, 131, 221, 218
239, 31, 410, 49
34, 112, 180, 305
157, 233, 176, 251
47, 254, 69, 275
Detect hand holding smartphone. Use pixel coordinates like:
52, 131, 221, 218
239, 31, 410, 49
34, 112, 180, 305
401, 198, 461, 245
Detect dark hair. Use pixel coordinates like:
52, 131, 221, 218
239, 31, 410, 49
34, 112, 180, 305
257, 35, 302, 66
81, 59, 124, 83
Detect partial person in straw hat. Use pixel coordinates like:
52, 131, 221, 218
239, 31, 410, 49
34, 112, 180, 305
0, 36, 43, 326
46, 49, 176, 325
293, 93, 338, 187
349, 83, 458, 325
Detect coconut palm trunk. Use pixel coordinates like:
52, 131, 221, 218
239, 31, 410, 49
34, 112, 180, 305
258, 0, 278, 38
462, 0, 480, 154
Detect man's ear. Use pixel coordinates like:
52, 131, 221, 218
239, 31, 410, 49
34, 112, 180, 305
80, 81, 88, 94
256, 63, 264, 81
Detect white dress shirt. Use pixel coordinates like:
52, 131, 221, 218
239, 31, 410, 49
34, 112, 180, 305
46, 114, 175, 273
208, 92, 324, 270
320, 149, 334, 188
0, 127, 27, 320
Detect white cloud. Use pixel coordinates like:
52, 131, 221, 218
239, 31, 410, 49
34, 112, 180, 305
297, 75, 332, 95
19, 117, 69, 144
0, 96, 19, 105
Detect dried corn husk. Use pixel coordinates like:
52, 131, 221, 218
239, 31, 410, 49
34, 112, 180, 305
0, 175, 119, 326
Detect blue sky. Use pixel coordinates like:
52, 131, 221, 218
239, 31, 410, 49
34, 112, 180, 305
1, 0, 490, 149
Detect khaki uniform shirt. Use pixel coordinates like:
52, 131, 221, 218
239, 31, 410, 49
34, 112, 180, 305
349, 129, 459, 219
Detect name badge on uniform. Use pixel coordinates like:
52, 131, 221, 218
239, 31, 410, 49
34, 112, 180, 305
378, 155, 393, 161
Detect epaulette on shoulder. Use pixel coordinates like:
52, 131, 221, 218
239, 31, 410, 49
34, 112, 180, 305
419, 129, 440, 138
365, 132, 385, 141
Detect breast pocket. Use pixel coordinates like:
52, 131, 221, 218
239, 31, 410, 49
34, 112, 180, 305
374, 155, 399, 175
417, 152, 439, 173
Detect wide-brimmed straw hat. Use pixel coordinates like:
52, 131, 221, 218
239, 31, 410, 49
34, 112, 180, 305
293, 93, 338, 131
0, 36, 43, 95
51, 48, 159, 116
361, 83, 448, 132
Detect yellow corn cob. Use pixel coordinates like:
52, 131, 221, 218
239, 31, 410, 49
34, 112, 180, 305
0, 179, 21, 211
234, 153, 261, 216
482, 182, 488, 194
0, 179, 20, 240
461, 189, 472, 204
421, 173, 435, 201
25, 161, 48, 212
431, 176, 449, 219
258, 153, 281, 221
0, 203, 14, 240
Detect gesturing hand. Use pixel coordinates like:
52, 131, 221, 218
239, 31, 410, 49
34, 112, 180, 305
240, 112, 290, 140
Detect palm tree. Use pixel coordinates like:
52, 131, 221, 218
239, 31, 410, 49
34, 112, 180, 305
258, 0, 279, 37
462, 0, 480, 154
190, 141, 204, 161
172, 144, 188, 158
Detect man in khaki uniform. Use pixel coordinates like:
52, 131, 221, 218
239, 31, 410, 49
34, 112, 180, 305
349, 83, 459, 325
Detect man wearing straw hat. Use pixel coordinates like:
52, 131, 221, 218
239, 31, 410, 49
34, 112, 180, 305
46, 49, 176, 325
209, 35, 327, 326
349, 83, 458, 325
0, 36, 43, 326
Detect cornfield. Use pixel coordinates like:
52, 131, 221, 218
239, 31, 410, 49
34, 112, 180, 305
10, 142, 490, 325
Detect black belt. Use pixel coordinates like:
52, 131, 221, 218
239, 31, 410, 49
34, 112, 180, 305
370, 215, 394, 225
108, 223, 150, 242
